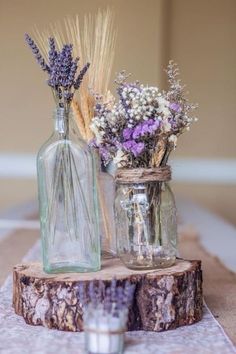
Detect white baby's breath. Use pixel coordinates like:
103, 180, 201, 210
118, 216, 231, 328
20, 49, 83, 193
168, 134, 178, 146
113, 149, 127, 167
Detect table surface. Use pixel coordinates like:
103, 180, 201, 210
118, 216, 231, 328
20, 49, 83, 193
0, 199, 236, 353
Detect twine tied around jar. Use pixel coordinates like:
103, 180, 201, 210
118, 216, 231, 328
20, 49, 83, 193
115, 165, 171, 184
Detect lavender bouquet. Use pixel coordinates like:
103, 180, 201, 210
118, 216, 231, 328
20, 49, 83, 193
25, 34, 90, 115
79, 279, 135, 354
90, 61, 197, 169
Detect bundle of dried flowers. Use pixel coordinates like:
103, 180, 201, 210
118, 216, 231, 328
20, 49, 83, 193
91, 62, 197, 169
33, 8, 116, 141
25, 34, 90, 115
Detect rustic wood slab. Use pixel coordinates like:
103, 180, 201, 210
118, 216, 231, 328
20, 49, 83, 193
13, 258, 203, 332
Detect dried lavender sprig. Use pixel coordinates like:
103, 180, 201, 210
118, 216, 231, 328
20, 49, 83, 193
104, 287, 112, 313
74, 63, 90, 89
25, 34, 50, 73
60, 44, 73, 87
88, 281, 97, 307
97, 279, 105, 303
66, 58, 79, 87
79, 279, 135, 315
123, 281, 135, 307
110, 278, 117, 303
48, 37, 57, 68
48, 44, 72, 88
116, 286, 125, 311
25, 34, 90, 110
78, 282, 86, 307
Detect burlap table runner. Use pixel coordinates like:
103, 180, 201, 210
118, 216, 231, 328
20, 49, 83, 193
179, 226, 236, 346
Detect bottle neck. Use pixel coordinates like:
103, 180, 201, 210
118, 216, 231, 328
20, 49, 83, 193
54, 107, 72, 138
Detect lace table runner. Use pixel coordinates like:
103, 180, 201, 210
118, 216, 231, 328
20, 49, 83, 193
0, 241, 235, 354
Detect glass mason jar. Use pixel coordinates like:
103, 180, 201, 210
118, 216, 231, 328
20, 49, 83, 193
115, 168, 177, 270
37, 107, 100, 273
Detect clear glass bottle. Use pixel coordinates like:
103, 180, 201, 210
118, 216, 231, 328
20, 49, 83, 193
115, 178, 177, 270
37, 107, 100, 273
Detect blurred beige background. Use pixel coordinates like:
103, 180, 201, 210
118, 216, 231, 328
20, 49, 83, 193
0, 0, 236, 223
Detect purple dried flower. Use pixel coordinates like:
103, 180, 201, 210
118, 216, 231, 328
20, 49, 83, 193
78, 283, 86, 306
116, 286, 125, 311
169, 102, 181, 112
169, 117, 178, 130
123, 128, 133, 140
48, 51, 63, 88
124, 281, 135, 307
123, 140, 145, 157
147, 119, 160, 134
132, 124, 142, 139
104, 287, 112, 313
74, 62, 90, 89
97, 280, 105, 303
152, 120, 160, 129
123, 140, 134, 151
66, 58, 79, 87
110, 278, 117, 303
115, 281, 135, 311
132, 120, 160, 139
48, 37, 57, 68
141, 123, 149, 135
89, 281, 97, 307
25, 34, 50, 73
99, 146, 110, 161
132, 142, 145, 157
60, 44, 73, 87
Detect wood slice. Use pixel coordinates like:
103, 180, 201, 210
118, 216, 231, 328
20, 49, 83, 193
13, 259, 203, 332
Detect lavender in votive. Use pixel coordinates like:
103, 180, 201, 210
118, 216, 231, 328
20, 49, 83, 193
79, 279, 135, 354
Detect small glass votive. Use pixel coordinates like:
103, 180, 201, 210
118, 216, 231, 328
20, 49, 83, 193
84, 312, 126, 354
